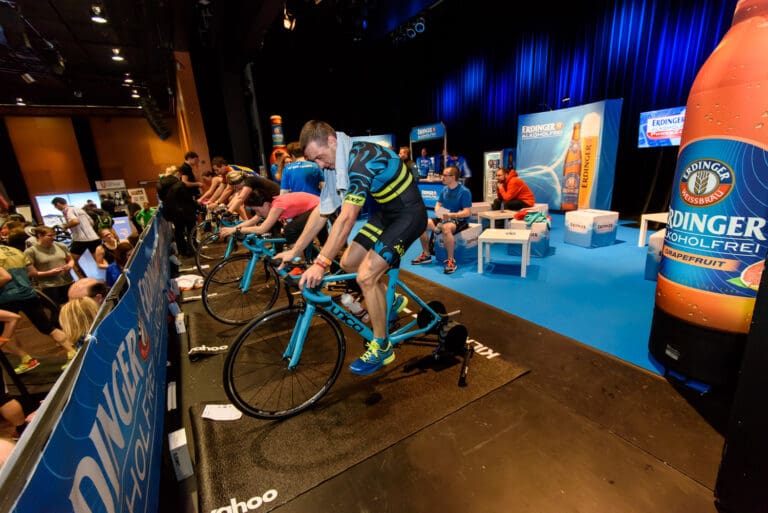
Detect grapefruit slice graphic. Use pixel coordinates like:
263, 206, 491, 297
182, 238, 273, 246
741, 260, 765, 290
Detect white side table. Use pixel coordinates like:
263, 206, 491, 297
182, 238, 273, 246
638, 212, 669, 247
477, 229, 531, 277
478, 210, 518, 229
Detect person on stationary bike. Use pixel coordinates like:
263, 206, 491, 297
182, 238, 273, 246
274, 120, 427, 376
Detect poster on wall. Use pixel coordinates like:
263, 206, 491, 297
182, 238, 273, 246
483, 151, 502, 203
515, 99, 623, 211
95, 179, 130, 213
128, 188, 149, 205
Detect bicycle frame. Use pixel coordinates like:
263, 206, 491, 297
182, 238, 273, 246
282, 268, 444, 369
238, 234, 287, 292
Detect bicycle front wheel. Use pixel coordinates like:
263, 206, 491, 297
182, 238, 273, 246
202, 254, 281, 324
223, 305, 345, 419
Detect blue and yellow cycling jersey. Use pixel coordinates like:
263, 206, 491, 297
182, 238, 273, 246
343, 142, 421, 208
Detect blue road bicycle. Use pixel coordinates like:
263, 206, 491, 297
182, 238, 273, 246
202, 232, 288, 325
194, 208, 246, 278
223, 259, 472, 419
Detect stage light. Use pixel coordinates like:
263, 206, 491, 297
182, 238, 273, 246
123, 73, 133, 84
413, 17, 425, 33
406, 23, 416, 39
111, 48, 124, 61
16, 97, 26, 106
131, 89, 140, 99
90, 5, 107, 24
21, 72, 35, 83
283, 4, 295, 31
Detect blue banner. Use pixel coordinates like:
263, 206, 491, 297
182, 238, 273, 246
409, 122, 446, 143
516, 99, 622, 211
9, 218, 172, 513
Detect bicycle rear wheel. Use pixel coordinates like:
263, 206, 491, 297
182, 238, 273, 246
223, 305, 345, 419
202, 254, 281, 324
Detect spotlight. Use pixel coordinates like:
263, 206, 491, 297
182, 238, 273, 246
131, 89, 140, 99
90, 5, 107, 24
123, 72, 133, 84
413, 17, 425, 33
406, 24, 416, 39
283, 5, 295, 31
15, 97, 26, 106
21, 72, 35, 83
111, 48, 124, 61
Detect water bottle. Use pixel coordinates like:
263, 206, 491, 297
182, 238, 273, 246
340, 293, 369, 323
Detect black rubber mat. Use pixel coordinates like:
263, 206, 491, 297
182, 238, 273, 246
189, 336, 527, 512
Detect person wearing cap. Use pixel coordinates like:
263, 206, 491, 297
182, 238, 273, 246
273, 120, 426, 376
225, 170, 280, 222
178, 151, 204, 199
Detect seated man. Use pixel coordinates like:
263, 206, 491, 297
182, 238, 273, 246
220, 191, 327, 261
411, 166, 472, 274
492, 166, 535, 223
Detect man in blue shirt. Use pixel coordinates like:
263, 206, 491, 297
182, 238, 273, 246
280, 141, 325, 195
411, 166, 472, 274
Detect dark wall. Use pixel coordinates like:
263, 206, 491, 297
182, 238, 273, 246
194, 0, 738, 218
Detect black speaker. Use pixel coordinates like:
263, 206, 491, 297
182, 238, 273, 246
139, 95, 171, 140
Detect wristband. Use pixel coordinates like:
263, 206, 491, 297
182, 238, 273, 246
317, 254, 332, 267
314, 260, 328, 270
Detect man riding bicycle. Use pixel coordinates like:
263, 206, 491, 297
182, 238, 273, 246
274, 120, 427, 375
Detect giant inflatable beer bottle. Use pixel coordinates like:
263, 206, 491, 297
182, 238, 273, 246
649, 0, 768, 385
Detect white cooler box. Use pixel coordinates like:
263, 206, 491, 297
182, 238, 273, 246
563, 209, 619, 248
435, 223, 482, 264
644, 228, 666, 281
506, 220, 550, 257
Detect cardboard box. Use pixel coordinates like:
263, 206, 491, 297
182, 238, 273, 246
563, 209, 619, 248
644, 228, 666, 281
507, 220, 550, 257
168, 428, 194, 481
435, 223, 482, 264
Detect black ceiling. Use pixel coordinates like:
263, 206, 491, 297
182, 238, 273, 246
0, 0, 433, 113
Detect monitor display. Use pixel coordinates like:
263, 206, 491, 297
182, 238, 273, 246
638, 106, 686, 148
34, 192, 103, 227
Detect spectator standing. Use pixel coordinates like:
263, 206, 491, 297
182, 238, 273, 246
411, 166, 472, 274
24, 226, 75, 306
51, 197, 101, 278
444, 152, 472, 188
157, 171, 197, 256
416, 147, 434, 178
179, 151, 204, 199
398, 146, 420, 182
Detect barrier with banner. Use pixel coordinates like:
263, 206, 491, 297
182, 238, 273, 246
515, 99, 622, 211
0, 216, 173, 513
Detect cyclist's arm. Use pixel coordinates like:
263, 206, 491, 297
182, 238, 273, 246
227, 186, 250, 214
314, 202, 359, 264
246, 208, 282, 236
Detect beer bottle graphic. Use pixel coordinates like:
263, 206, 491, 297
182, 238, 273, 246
648, 0, 768, 385
578, 113, 601, 209
560, 122, 582, 211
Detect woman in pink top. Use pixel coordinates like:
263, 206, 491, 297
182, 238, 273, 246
220, 191, 327, 261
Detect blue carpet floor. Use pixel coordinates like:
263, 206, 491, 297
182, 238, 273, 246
394, 213, 662, 375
